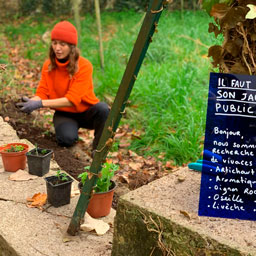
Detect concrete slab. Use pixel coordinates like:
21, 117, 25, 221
112, 167, 256, 255
0, 201, 113, 256
0, 117, 114, 256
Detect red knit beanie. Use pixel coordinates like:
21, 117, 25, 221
51, 21, 78, 45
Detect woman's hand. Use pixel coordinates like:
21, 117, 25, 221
16, 96, 73, 113
16, 96, 43, 113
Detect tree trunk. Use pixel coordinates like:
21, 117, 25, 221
72, 0, 82, 48
94, 0, 104, 69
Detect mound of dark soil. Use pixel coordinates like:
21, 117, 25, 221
0, 97, 86, 179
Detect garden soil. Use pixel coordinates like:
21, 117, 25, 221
0, 97, 86, 179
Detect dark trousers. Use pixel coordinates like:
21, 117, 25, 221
53, 102, 109, 150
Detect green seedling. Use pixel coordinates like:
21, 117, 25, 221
35, 143, 39, 155
78, 162, 119, 193
5, 145, 25, 152
42, 130, 51, 136
41, 149, 48, 155
27, 144, 48, 156
56, 170, 69, 182
78, 166, 89, 185
110, 139, 120, 152
78, 137, 84, 142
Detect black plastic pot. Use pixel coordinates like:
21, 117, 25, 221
44, 175, 73, 207
26, 148, 53, 177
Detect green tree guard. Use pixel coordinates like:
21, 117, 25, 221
67, 0, 169, 236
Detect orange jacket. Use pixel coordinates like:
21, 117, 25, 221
35, 57, 99, 113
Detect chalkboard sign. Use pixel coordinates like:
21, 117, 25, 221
199, 72, 256, 220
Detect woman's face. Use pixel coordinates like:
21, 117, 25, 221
51, 40, 71, 60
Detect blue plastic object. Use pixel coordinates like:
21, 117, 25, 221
188, 149, 222, 173
188, 162, 202, 172
203, 149, 222, 162
188, 162, 216, 173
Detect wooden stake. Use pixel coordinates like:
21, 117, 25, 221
67, 0, 168, 236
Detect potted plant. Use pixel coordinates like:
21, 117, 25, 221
78, 161, 119, 218
26, 144, 53, 177
0, 143, 29, 172
44, 170, 74, 207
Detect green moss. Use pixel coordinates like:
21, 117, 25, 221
112, 198, 247, 256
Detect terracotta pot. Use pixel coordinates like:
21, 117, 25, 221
0, 143, 29, 172
79, 181, 116, 218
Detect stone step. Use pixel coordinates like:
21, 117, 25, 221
112, 167, 256, 256
0, 117, 114, 256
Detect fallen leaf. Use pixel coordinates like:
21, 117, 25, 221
115, 131, 126, 138
131, 129, 141, 139
25, 73, 34, 79
180, 210, 191, 220
9, 170, 38, 181
117, 152, 123, 161
246, 4, 256, 19
74, 152, 80, 159
80, 213, 110, 235
109, 152, 118, 157
62, 237, 71, 243
26, 192, 47, 209
119, 143, 130, 148
112, 158, 119, 164
128, 150, 138, 157
165, 161, 175, 170
118, 172, 129, 183
144, 158, 155, 166
4, 116, 9, 122
158, 152, 165, 159
129, 162, 143, 171
10, 47, 18, 55
27, 193, 46, 203
95, 222, 110, 235
0, 64, 7, 71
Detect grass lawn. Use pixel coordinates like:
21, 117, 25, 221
0, 10, 221, 166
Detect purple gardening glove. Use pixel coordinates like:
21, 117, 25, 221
16, 96, 43, 114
